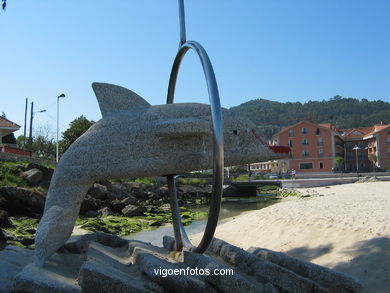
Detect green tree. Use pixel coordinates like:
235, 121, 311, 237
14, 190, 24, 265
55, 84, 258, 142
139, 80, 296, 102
334, 156, 344, 171
60, 116, 94, 154
368, 154, 378, 173
2, 133, 16, 144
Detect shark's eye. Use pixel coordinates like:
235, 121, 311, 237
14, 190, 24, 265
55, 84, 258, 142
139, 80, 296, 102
233, 130, 238, 135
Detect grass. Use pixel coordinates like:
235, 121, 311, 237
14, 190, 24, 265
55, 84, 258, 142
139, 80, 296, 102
110, 177, 156, 185
178, 177, 206, 185
257, 185, 279, 194
276, 189, 301, 197
0, 161, 30, 188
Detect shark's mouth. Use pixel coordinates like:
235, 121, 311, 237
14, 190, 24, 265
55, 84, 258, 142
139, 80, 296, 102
251, 129, 291, 154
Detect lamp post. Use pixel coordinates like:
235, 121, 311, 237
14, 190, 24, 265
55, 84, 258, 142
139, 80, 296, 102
56, 93, 66, 163
353, 145, 360, 176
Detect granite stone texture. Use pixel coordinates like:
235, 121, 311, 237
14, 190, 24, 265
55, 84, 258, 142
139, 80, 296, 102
34, 82, 285, 266
0, 234, 363, 293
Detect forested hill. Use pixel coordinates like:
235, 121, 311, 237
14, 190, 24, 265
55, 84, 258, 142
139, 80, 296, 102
229, 96, 390, 139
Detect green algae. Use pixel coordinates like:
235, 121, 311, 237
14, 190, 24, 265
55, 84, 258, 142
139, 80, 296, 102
3, 217, 39, 249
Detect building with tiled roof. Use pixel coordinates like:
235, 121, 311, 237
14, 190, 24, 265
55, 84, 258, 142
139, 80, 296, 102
342, 122, 390, 172
0, 116, 20, 144
271, 120, 390, 173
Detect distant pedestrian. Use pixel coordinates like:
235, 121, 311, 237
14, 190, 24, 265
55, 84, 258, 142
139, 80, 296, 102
291, 169, 296, 179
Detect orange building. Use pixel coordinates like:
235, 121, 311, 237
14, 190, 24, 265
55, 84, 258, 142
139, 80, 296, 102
342, 122, 390, 172
273, 121, 343, 173
273, 120, 390, 173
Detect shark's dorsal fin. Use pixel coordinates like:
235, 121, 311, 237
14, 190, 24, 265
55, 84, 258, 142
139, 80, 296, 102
92, 82, 150, 117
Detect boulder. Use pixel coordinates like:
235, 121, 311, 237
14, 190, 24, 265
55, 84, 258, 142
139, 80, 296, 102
26, 163, 54, 188
121, 204, 146, 217
0, 187, 45, 217
22, 168, 43, 185
0, 209, 11, 227
79, 195, 101, 215
88, 183, 108, 200
109, 196, 137, 213
98, 207, 113, 217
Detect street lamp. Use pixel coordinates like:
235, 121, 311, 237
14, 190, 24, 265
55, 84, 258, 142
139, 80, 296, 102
352, 145, 360, 176
56, 93, 66, 163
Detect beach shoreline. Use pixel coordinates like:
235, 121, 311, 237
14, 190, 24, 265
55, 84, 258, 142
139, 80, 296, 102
190, 181, 390, 293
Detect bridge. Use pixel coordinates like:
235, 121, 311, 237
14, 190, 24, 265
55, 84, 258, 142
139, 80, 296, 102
224, 180, 281, 197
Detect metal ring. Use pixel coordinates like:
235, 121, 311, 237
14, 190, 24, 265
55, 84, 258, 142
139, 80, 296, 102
166, 41, 224, 253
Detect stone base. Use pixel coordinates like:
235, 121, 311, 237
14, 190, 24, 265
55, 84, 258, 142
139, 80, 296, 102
0, 233, 363, 293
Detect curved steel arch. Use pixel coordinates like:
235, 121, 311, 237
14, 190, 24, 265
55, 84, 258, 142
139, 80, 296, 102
166, 40, 224, 253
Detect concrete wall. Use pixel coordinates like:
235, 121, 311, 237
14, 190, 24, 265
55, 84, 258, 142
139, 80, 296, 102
0, 151, 55, 166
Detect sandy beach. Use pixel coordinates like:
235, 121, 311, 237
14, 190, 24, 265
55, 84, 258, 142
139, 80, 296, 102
191, 181, 390, 293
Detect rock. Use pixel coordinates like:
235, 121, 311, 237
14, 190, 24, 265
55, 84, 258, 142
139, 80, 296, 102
121, 204, 146, 217
0, 228, 5, 239
88, 184, 108, 200
106, 182, 133, 200
25, 163, 54, 189
0, 209, 12, 227
0, 245, 34, 292
78, 242, 162, 293
162, 235, 176, 251
84, 210, 99, 218
248, 247, 363, 293
210, 238, 320, 292
22, 168, 43, 185
134, 249, 216, 293
109, 196, 137, 213
98, 207, 113, 217
64, 232, 129, 254
183, 251, 265, 293
0, 187, 45, 217
79, 195, 101, 215
0, 233, 364, 293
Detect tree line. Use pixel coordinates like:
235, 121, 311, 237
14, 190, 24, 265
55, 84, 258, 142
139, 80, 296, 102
10, 116, 94, 161
229, 96, 390, 139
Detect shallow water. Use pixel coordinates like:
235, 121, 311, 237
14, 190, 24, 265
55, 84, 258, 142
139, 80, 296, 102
125, 195, 279, 246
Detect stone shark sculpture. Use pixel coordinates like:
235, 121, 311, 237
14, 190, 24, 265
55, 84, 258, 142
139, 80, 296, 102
34, 82, 289, 266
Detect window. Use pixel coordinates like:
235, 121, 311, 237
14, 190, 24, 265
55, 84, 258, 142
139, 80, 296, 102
318, 149, 324, 157
388, 129, 390, 135
387, 138, 390, 145
352, 131, 363, 135
317, 137, 323, 146
319, 162, 324, 169
388, 148, 390, 156
302, 138, 309, 145
302, 150, 309, 157
316, 128, 320, 135
289, 129, 294, 137
288, 139, 293, 147
302, 127, 308, 134
300, 162, 313, 170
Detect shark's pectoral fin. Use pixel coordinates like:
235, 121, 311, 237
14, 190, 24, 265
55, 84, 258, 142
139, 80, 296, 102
92, 82, 151, 117
155, 118, 211, 138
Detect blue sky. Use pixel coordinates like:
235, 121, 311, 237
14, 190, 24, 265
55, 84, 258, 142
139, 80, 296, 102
1, 0, 389, 137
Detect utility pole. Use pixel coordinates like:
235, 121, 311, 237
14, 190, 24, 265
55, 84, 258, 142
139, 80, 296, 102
56, 93, 66, 162
23, 98, 28, 147
28, 102, 34, 148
